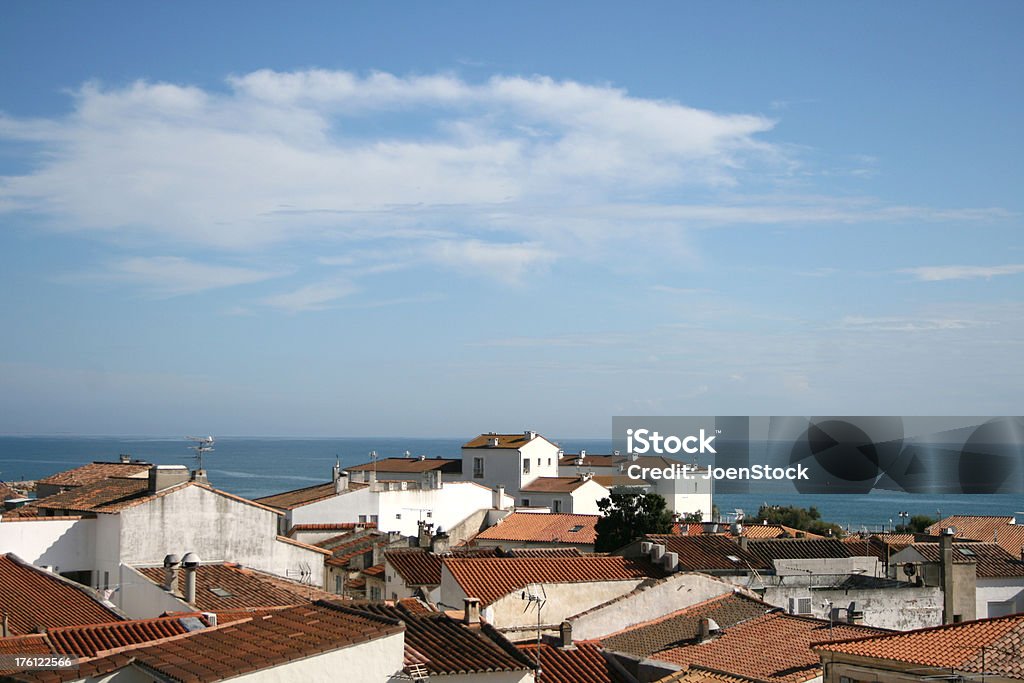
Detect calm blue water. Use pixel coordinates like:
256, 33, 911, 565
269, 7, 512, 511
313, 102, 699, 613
2, 436, 1021, 532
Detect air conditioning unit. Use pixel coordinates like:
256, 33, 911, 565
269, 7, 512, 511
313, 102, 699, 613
788, 597, 813, 615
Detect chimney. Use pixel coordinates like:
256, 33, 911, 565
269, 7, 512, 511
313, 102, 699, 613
490, 437, 499, 447
940, 527, 956, 624
181, 552, 200, 605
846, 602, 864, 625
334, 472, 348, 494
417, 521, 433, 549
738, 536, 750, 552
119, 453, 131, 464
463, 598, 481, 626
332, 460, 341, 483
559, 621, 574, 648
698, 617, 711, 642
431, 529, 450, 555
202, 612, 218, 627
525, 430, 537, 440
162, 554, 181, 592
148, 465, 191, 493
493, 484, 507, 510
2, 612, 8, 638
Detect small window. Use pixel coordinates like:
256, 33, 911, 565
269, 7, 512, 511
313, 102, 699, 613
553, 500, 562, 513
537, 458, 541, 466
358, 515, 367, 523
523, 458, 531, 475
473, 457, 484, 478
209, 587, 233, 598
521, 498, 531, 507
370, 515, 379, 524
569, 525, 584, 533
335, 576, 342, 593
548, 458, 552, 466
396, 513, 402, 519
958, 547, 976, 557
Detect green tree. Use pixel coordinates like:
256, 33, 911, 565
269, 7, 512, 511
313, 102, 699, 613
896, 515, 935, 534
594, 491, 674, 552
752, 504, 845, 538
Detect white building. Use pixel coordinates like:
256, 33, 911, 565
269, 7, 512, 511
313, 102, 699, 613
258, 471, 514, 539
516, 476, 608, 514
461, 431, 561, 492
0, 464, 327, 615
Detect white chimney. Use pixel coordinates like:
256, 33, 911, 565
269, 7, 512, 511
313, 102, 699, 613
493, 485, 507, 510
463, 597, 481, 625
181, 552, 200, 604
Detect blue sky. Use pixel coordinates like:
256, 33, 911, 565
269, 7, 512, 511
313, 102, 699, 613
1, 2, 1021, 437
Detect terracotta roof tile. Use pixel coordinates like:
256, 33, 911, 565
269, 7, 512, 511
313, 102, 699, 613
926, 515, 1015, 540
6, 601, 405, 683
655, 666, 770, 683
0, 615, 215, 659
645, 535, 771, 571
253, 481, 341, 509
601, 593, 774, 657
36, 462, 151, 489
288, 522, 376, 534
137, 562, 334, 610
445, 556, 663, 607
463, 433, 541, 449
349, 601, 533, 675
904, 542, 1024, 577
744, 538, 854, 563
652, 612, 887, 683
518, 641, 629, 683
520, 476, 598, 493
560, 453, 622, 468
31, 476, 152, 513
474, 513, 599, 544
386, 547, 586, 587
0, 554, 122, 635
346, 457, 462, 474
816, 613, 1024, 677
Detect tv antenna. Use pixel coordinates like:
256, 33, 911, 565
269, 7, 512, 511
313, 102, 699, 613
186, 436, 215, 471
521, 583, 547, 681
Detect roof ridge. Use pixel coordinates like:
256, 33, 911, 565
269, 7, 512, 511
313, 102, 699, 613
814, 611, 1024, 650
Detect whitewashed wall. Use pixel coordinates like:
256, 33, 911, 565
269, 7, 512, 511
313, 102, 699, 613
0, 516, 95, 572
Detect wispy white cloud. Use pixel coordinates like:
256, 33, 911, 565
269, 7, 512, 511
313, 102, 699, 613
260, 280, 356, 313
900, 264, 1024, 282
426, 239, 555, 284
66, 256, 281, 296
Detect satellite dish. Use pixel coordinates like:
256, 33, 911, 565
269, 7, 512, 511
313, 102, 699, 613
903, 563, 917, 577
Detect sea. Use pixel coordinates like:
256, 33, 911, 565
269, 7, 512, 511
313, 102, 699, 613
2, 436, 1022, 533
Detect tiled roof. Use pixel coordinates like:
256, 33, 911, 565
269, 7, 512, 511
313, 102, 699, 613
601, 593, 774, 657
36, 461, 151, 489
349, 601, 533, 675
520, 476, 597, 493
463, 433, 541, 449
518, 641, 629, 683
904, 542, 1024, 577
560, 453, 622, 468
387, 548, 446, 586
253, 481, 341, 509
0, 554, 122, 635
992, 524, 1024, 558
474, 512, 599, 544
31, 476, 152, 513
926, 515, 1015, 540
655, 666, 768, 683
317, 530, 392, 567
0, 615, 213, 658
745, 538, 853, 563
0, 482, 24, 501
346, 457, 462, 474
386, 547, 586, 587
644, 535, 771, 571
592, 475, 650, 489
741, 524, 823, 540
6, 601, 405, 683
137, 562, 334, 610
445, 556, 663, 607
815, 613, 1024, 678
651, 612, 887, 683
289, 522, 376, 534
362, 563, 385, 578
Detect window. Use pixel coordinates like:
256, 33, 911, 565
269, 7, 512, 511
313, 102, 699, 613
396, 513, 402, 519
569, 525, 584, 533
371, 587, 381, 601
358, 514, 367, 523
537, 457, 541, 466
335, 575, 342, 593
521, 498, 531, 507
523, 458, 531, 475
473, 457, 485, 478
548, 458, 551, 466
103, 571, 109, 591
370, 515, 378, 524
553, 500, 562, 513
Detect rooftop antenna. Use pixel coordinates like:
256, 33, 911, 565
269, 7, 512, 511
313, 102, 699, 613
186, 436, 214, 472
521, 583, 547, 682
370, 450, 378, 481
